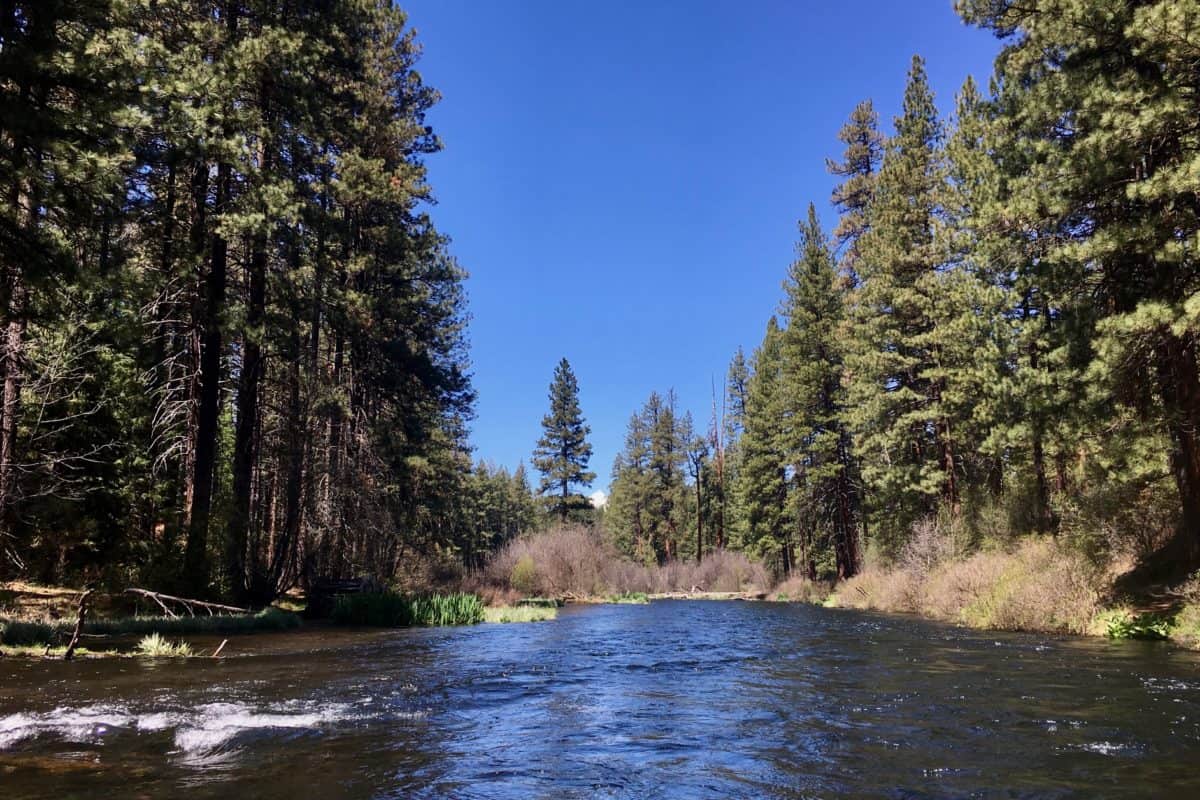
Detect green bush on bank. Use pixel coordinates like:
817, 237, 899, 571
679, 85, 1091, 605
330, 592, 484, 627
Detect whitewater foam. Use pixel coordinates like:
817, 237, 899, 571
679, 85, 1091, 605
0, 700, 359, 755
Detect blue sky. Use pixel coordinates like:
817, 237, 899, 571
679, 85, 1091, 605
402, 0, 1002, 494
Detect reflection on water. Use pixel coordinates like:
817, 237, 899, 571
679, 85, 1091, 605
3, 601, 1200, 798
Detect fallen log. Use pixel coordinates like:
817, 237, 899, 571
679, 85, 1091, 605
63, 589, 94, 661
124, 588, 249, 618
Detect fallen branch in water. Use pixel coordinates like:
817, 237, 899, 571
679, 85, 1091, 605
63, 588, 94, 661
211, 639, 228, 658
124, 588, 249, 618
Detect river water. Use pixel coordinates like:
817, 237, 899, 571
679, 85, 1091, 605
2, 601, 1199, 798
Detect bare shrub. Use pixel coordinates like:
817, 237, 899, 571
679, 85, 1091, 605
958, 538, 1101, 634
687, 550, 771, 593
645, 550, 771, 594
833, 566, 921, 614
919, 549, 1007, 621
835, 536, 1101, 634
477, 525, 613, 597
469, 526, 771, 598
771, 575, 833, 603
1179, 571, 1200, 605
898, 517, 963, 574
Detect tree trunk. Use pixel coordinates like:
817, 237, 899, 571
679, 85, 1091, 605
1157, 332, 1200, 571
0, 273, 26, 541
184, 158, 231, 594
834, 428, 859, 579
226, 225, 266, 603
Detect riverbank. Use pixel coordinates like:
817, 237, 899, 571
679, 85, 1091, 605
772, 537, 1200, 648
0, 583, 565, 658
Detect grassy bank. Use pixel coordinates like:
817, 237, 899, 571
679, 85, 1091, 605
483, 605, 557, 623
0, 607, 301, 649
771, 535, 1200, 647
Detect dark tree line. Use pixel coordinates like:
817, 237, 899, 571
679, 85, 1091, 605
0, 1, 543, 603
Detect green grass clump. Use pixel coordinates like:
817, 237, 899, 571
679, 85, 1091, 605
331, 592, 484, 627
483, 605, 557, 623
0, 618, 58, 647
608, 591, 649, 604
135, 633, 194, 657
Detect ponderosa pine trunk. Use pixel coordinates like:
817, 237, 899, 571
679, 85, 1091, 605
184, 159, 230, 594
1157, 332, 1200, 572
0, 274, 25, 544
226, 224, 266, 603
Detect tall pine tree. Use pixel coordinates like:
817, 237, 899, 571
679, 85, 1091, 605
533, 358, 595, 523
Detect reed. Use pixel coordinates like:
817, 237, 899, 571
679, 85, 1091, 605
331, 592, 484, 627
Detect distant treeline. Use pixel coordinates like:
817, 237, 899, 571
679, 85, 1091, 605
607, 1, 1200, 582
0, 1, 549, 602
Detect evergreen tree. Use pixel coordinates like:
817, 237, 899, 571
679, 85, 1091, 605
0, 0, 138, 571
608, 408, 653, 561
778, 204, 860, 578
736, 318, 790, 572
607, 390, 691, 564
532, 358, 595, 522
960, 0, 1200, 571
827, 99, 885, 286
845, 55, 946, 553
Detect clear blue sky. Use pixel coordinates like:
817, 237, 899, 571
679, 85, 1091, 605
402, 0, 1001, 493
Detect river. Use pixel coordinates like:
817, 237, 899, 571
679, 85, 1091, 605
2, 601, 1199, 798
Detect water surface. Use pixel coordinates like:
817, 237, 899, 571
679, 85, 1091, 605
2, 601, 1199, 798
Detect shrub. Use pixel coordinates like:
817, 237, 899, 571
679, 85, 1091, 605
953, 539, 1100, 634
1094, 608, 1172, 640
831, 535, 1102, 635
1171, 603, 1200, 647
832, 567, 921, 614
471, 525, 773, 598
771, 576, 833, 604
510, 555, 539, 594
608, 592, 649, 604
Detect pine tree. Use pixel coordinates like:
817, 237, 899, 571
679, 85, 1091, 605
845, 55, 946, 553
960, 0, 1200, 572
827, 99, 885, 286
0, 0, 138, 571
736, 318, 790, 573
608, 408, 653, 561
930, 76, 1017, 512
533, 358, 595, 523
778, 204, 860, 578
